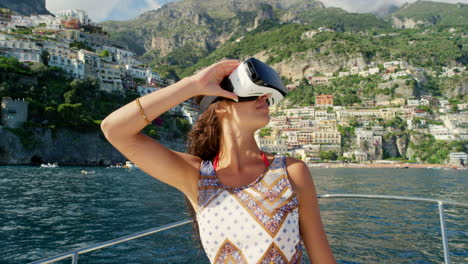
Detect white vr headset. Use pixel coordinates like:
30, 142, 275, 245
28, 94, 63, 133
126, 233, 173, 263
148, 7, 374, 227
198, 58, 288, 113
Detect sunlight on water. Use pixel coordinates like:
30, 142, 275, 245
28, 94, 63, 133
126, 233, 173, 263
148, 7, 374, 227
0, 166, 466, 263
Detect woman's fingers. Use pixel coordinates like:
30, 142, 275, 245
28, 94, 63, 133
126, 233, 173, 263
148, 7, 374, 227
212, 60, 240, 80
220, 89, 239, 102
192, 60, 241, 101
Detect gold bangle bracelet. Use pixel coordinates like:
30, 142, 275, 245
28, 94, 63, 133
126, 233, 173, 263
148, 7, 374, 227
136, 97, 152, 125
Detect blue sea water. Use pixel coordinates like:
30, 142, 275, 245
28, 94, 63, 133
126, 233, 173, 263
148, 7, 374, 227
0, 166, 466, 264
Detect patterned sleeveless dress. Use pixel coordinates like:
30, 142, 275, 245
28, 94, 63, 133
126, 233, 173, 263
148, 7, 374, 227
197, 154, 305, 263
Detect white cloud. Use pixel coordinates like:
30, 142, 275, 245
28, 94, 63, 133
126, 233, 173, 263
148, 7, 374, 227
46, 0, 468, 22
46, 0, 161, 22
321, 0, 468, 13
145, 0, 162, 10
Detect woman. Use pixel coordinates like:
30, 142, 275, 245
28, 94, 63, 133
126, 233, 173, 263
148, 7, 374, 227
101, 60, 336, 263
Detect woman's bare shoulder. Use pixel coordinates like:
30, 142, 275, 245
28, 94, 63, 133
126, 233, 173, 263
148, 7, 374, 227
284, 156, 313, 192
285, 156, 307, 168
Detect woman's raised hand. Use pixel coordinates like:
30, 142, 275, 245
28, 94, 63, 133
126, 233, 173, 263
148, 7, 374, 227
189, 60, 240, 101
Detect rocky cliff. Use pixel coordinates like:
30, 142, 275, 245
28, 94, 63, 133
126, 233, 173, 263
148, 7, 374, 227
271, 52, 369, 81
0, 127, 186, 166
0, 0, 52, 16
383, 133, 409, 158
102, 0, 388, 66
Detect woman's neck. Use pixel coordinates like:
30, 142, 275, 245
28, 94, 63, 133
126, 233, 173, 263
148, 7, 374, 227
216, 130, 262, 172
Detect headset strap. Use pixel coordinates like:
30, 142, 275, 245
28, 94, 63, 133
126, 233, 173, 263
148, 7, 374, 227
198, 96, 219, 113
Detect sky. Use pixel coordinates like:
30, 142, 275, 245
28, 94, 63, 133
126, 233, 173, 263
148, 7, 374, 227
46, 0, 468, 23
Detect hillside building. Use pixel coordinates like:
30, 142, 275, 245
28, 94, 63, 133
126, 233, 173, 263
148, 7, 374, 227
1, 97, 28, 128
315, 94, 333, 107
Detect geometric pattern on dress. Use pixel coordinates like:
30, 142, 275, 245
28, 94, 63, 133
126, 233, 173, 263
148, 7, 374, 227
196, 191, 272, 263
257, 242, 305, 264
229, 155, 300, 237
198, 159, 223, 210
289, 242, 306, 264
231, 189, 298, 237
273, 207, 303, 261
213, 239, 248, 264
197, 154, 305, 264
256, 243, 289, 264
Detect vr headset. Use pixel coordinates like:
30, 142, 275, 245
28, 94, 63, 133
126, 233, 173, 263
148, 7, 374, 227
198, 57, 288, 113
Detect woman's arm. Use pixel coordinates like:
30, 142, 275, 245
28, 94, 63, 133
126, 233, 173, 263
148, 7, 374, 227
286, 157, 336, 264
100, 60, 240, 204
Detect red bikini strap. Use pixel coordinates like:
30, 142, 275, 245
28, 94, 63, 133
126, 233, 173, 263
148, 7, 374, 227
213, 152, 220, 171
213, 151, 269, 171
261, 151, 269, 167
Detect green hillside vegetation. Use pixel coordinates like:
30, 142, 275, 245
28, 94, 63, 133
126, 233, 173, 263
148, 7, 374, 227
293, 7, 391, 32
390, 1, 467, 26
408, 131, 466, 164
0, 56, 136, 132
0, 57, 186, 141
287, 72, 467, 107
286, 75, 389, 106
102, 0, 396, 75
177, 23, 467, 79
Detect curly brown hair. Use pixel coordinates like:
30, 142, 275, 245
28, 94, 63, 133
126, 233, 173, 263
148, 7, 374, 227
184, 95, 232, 251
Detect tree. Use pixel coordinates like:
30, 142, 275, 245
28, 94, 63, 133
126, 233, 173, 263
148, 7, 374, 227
99, 50, 110, 58
319, 150, 338, 161
348, 116, 359, 127
41, 51, 50, 66
57, 103, 82, 127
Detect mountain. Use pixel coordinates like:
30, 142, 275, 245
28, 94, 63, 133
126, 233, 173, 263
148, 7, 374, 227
101, 0, 390, 71
372, 4, 400, 18
179, 22, 466, 80
388, 0, 467, 28
0, 0, 52, 16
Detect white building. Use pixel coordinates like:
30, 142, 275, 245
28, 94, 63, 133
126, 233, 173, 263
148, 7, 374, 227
0, 38, 42, 63
382, 71, 410, 80
368, 67, 380, 75
449, 152, 468, 166
99, 62, 123, 92
48, 55, 85, 79
428, 125, 456, 141
383, 61, 401, 68
314, 110, 336, 120
358, 71, 369, 77
1, 97, 28, 128
6, 14, 57, 29
180, 104, 199, 124
338, 71, 350, 77
407, 99, 420, 106
125, 65, 147, 79
351, 66, 360, 75
343, 150, 368, 162
356, 129, 374, 146
336, 109, 380, 120
255, 129, 288, 154
55, 10, 92, 26
100, 45, 140, 66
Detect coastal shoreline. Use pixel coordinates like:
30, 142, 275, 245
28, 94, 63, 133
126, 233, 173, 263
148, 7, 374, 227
308, 163, 466, 169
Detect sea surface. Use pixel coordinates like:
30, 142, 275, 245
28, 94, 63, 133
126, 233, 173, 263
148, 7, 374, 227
0, 166, 466, 264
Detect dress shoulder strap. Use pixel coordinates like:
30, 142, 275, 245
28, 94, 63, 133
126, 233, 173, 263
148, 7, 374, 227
198, 160, 222, 210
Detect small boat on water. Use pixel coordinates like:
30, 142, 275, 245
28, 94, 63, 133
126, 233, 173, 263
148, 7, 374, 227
81, 170, 95, 175
40, 162, 59, 168
123, 161, 137, 168
107, 162, 124, 168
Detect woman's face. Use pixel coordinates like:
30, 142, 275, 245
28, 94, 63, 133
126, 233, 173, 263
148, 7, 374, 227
221, 94, 271, 131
